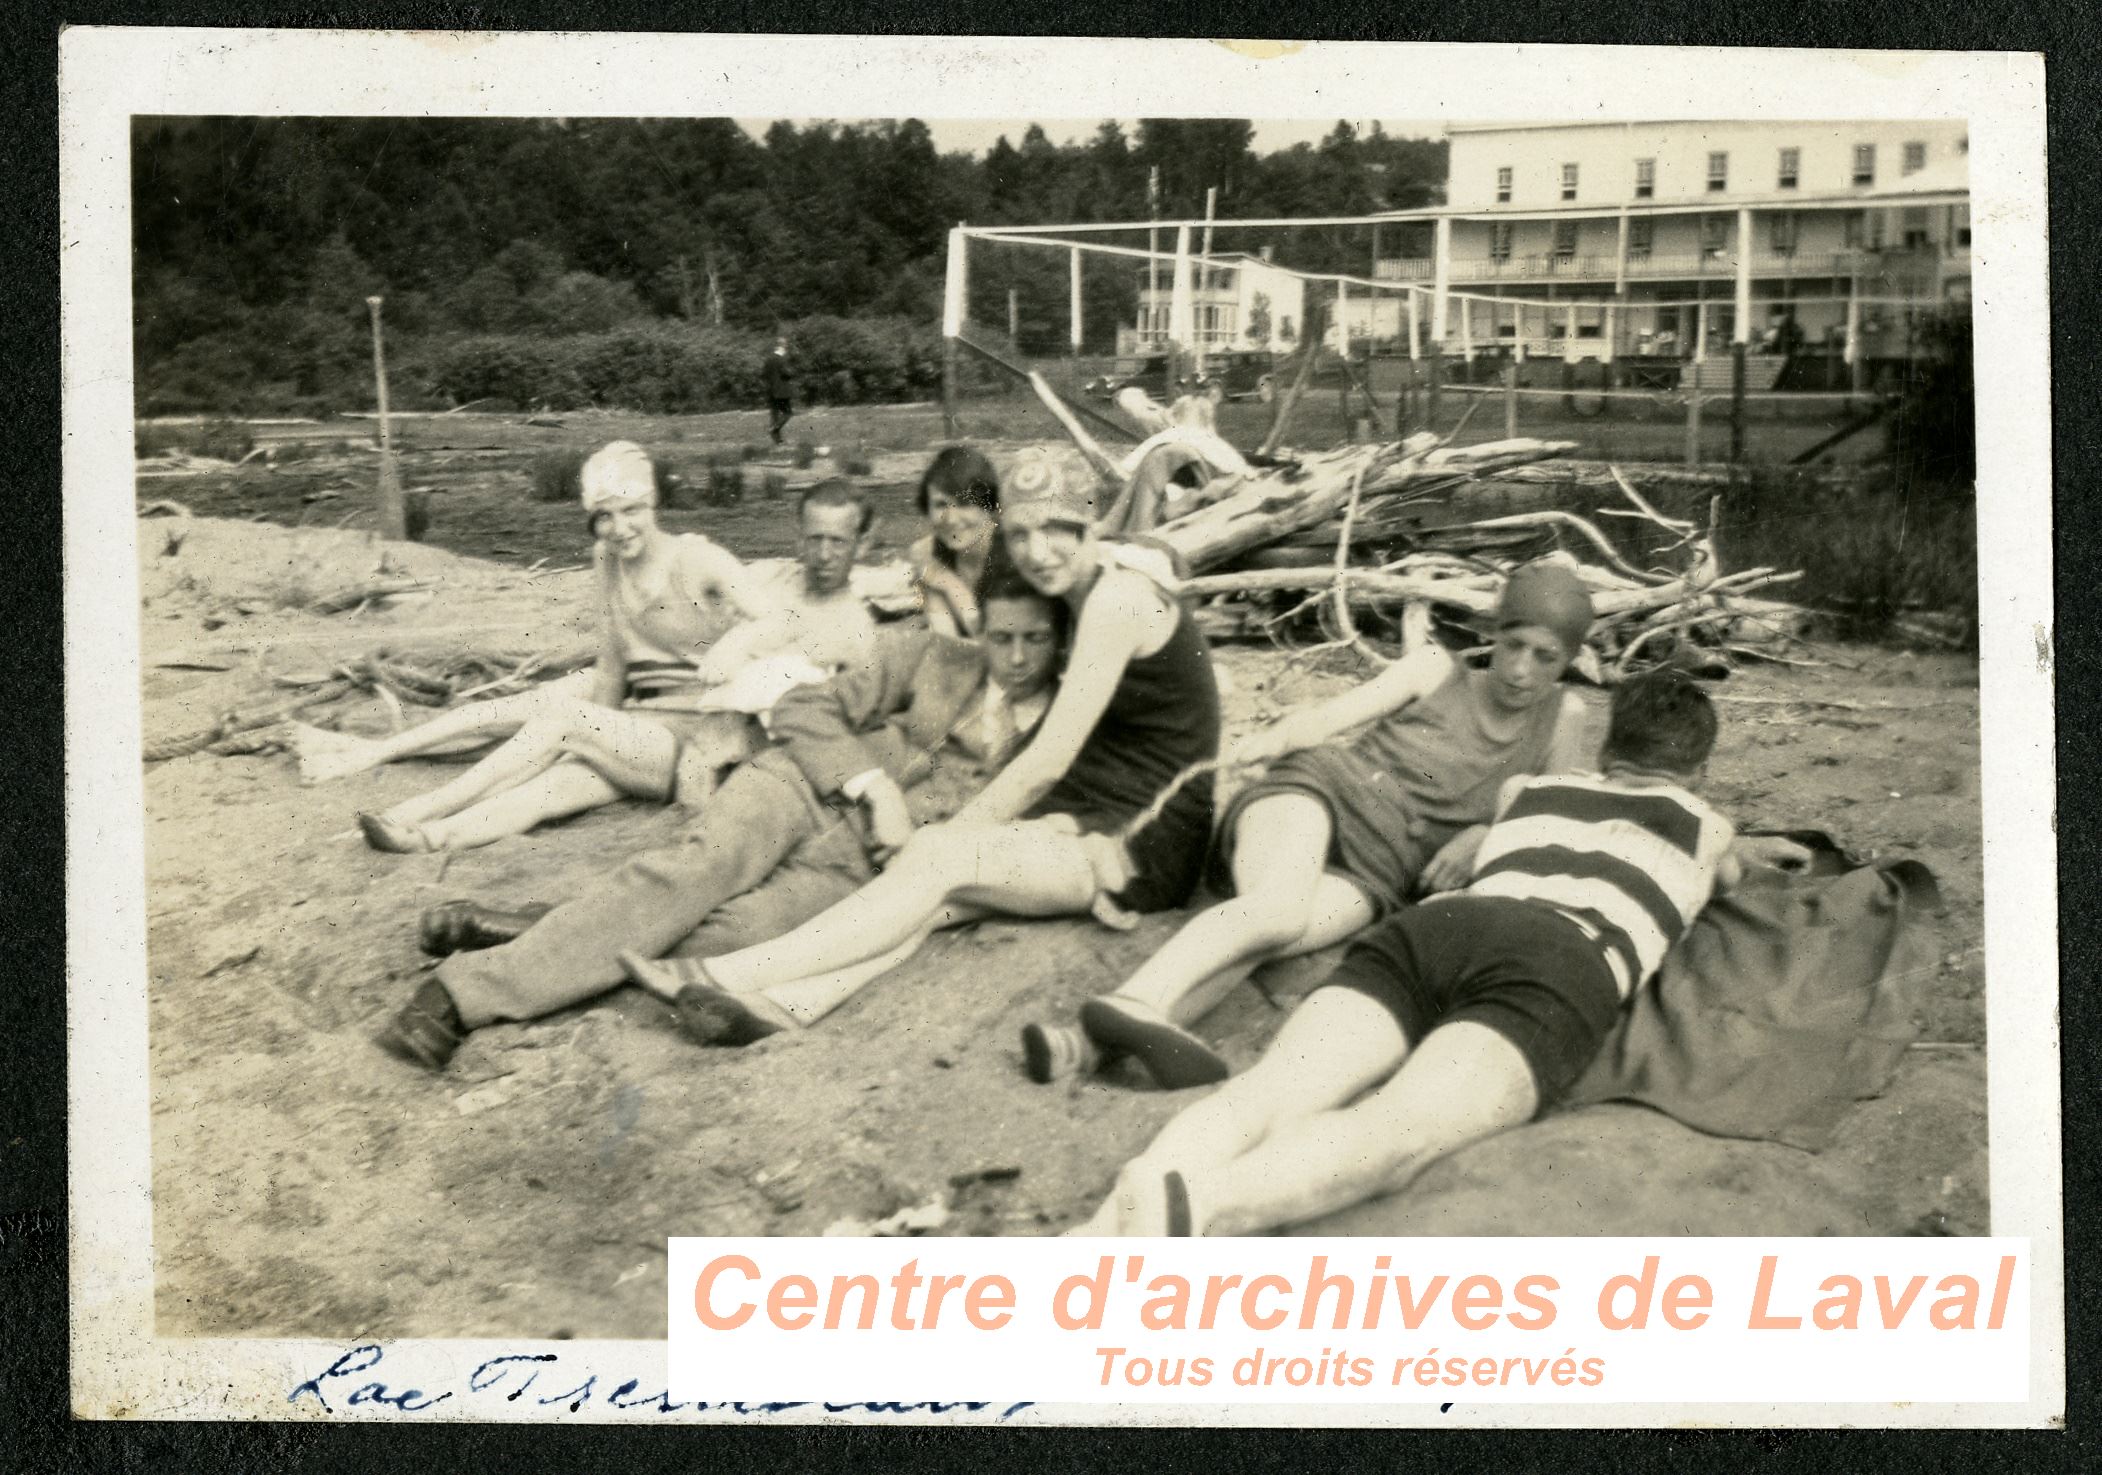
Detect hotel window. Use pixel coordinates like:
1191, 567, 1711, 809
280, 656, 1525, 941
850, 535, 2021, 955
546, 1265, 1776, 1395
1769, 212, 1797, 256
1496, 166, 1513, 203
1777, 147, 1800, 189
1903, 141, 1926, 174
1627, 217, 1653, 259
1561, 163, 1579, 201
1853, 143, 1876, 185
1707, 151, 1728, 192
1701, 215, 1729, 260
1552, 220, 1577, 261
1902, 207, 1931, 249
1490, 222, 1514, 262
1634, 158, 1655, 199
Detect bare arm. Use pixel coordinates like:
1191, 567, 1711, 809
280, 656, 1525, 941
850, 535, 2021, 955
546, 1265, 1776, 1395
950, 570, 1157, 825
1543, 688, 1607, 773
1240, 643, 1454, 764
590, 545, 629, 707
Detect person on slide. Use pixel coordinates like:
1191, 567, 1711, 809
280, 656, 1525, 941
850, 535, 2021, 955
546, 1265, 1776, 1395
1021, 559, 1605, 1090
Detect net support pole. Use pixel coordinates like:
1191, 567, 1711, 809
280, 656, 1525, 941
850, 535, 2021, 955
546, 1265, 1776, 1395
1430, 217, 1452, 345
1196, 185, 1217, 376
1730, 340, 1748, 464
1733, 207, 1754, 345
1503, 356, 1519, 439
365, 296, 405, 541
942, 224, 967, 438
1069, 245, 1083, 356
1844, 277, 1862, 393
1458, 295, 1474, 362
1427, 336, 1444, 432
1168, 223, 1194, 393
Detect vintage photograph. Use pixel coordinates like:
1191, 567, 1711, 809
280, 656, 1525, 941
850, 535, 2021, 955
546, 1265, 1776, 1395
57, 30, 2061, 1432
125, 106, 1989, 1339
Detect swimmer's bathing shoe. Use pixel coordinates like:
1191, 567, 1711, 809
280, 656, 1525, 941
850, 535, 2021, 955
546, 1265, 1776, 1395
375, 979, 466, 1072
1078, 997, 1231, 1090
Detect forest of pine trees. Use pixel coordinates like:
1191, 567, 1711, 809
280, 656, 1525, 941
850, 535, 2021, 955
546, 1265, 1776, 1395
131, 117, 1446, 416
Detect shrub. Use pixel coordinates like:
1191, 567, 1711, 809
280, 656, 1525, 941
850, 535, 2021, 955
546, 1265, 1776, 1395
704, 456, 745, 507
761, 471, 788, 501
1714, 466, 1976, 640
529, 448, 587, 503
791, 439, 818, 469
134, 418, 256, 462
838, 441, 874, 476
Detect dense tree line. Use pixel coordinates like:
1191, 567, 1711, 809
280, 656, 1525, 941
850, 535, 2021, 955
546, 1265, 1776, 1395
131, 117, 1445, 415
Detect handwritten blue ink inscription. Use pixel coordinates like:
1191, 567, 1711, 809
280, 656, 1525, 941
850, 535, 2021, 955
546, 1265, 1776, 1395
290, 1345, 1034, 1421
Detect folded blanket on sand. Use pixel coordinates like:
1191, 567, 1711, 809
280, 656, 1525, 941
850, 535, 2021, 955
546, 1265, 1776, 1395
1563, 832, 1943, 1152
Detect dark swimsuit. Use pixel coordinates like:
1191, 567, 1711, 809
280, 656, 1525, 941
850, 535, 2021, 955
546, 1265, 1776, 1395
1024, 591, 1222, 913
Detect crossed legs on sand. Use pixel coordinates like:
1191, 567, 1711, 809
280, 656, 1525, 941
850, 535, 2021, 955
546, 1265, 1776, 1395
1069, 989, 1538, 1236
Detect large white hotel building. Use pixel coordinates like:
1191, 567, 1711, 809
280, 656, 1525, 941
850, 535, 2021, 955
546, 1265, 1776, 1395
1362, 119, 1971, 380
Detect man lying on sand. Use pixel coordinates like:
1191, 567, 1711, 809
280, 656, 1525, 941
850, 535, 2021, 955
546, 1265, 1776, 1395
1070, 671, 1807, 1236
375, 561, 1064, 1071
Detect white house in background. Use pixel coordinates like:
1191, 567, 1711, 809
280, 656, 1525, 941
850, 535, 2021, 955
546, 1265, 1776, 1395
1123, 251, 1307, 356
1360, 119, 1970, 370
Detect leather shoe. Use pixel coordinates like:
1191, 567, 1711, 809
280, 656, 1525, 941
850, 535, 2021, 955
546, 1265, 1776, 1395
375, 979, 468, 1072
417, 900, 551, 957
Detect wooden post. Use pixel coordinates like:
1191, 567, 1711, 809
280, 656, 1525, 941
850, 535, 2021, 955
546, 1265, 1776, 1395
1730, 340, 1748, 463
1069, 246, 1083, 357
365, 296, 405, 541
1168, 223, 1194, 394
942, 224, 967, 438
1504, 360, 1519, 439
1195, 185, 1218, 377
1685, 382, 1704, 466
1007, 287, 1020, 348
1427, 340, 1444, 433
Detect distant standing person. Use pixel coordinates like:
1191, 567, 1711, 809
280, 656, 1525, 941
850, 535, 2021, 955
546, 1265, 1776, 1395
763, 335, 795, 446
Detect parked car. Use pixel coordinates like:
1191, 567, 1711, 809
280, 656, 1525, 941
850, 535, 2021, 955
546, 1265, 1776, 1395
1085, 350, 1279, 404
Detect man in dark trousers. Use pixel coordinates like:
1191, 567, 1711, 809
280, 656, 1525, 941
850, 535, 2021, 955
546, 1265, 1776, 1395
763, 334, 795, 446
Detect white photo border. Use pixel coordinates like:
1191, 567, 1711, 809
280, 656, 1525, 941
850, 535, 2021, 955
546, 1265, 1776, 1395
60, 27, 2060, 1428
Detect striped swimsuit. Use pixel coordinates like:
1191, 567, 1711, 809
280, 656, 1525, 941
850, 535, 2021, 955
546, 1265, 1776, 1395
1321, 772, 1734, 1102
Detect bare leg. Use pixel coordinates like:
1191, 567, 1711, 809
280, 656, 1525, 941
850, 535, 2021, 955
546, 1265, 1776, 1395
298, 671, 595, 783
1110, 794, 1372, 1018
420, 759, 626, 852
1185, 1020, 1539, 1236
702, 822, 1098, 993
1070, 988, 1407, 1235
382, 703, 673, 828
759, 902, 984, 1025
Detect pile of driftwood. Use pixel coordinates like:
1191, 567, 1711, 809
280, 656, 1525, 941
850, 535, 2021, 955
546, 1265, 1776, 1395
1030, 376, 1809, 679
144, 644, 594, 763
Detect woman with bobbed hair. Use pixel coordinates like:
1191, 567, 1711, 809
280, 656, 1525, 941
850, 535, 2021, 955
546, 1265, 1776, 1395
349, 440, 794, 852
910, 444, 1005, 638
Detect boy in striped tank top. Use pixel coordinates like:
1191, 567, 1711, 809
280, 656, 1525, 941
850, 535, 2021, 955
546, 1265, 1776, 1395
1072, 671, 1804, 1238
